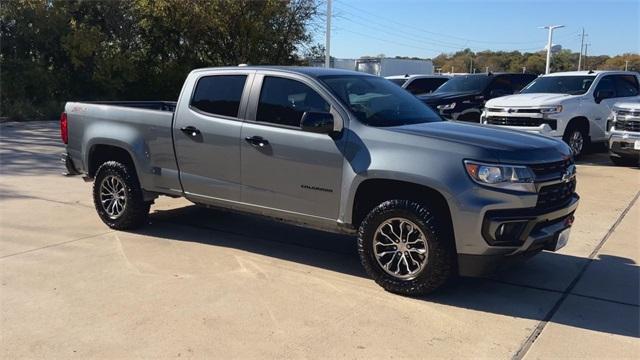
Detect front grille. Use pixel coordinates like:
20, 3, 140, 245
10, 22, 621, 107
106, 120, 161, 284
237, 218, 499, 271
617, 109, 640, 118
530, 158, 574, 181
486, 116, 557, 130
486, 108, 541, 114
537, 178, 576, 210
614, 120, 640, 132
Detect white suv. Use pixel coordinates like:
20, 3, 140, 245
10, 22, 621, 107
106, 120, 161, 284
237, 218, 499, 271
480, 71, 640, 156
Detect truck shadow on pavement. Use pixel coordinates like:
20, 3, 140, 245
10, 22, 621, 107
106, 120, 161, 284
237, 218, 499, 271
140, 204, 639, 339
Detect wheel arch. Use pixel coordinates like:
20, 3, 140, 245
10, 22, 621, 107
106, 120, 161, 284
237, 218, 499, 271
87, 143, 137, 179
350, 178, 455, 249
565, 116, 590, 137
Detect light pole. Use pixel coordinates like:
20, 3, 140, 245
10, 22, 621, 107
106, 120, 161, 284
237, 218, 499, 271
541, 25, 564, 74
324, 0, 332, 68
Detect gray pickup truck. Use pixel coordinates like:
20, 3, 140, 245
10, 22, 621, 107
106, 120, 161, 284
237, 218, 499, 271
62, 66, 579, 295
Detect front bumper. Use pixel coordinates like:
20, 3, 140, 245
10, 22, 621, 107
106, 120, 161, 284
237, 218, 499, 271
458, 193, 579, 277
609, 131, 640, 158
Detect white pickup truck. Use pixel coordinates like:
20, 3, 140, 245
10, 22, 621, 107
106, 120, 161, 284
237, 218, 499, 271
480, 71, 640, 156
607, 102, 640, 165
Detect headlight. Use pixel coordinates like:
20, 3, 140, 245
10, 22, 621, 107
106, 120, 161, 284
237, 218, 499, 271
606, 111, 618, 132
464, 161, 536, 192
437, 102, 456, 110
539, 105, 563, 114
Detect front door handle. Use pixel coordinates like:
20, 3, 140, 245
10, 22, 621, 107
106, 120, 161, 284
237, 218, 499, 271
180, 126, 201, 137
245, 136, 269, 148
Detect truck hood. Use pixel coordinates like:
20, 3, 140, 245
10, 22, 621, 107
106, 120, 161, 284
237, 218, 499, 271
487, 93, 576, 107
389, 120, 571, 163
417, 91, 480, 106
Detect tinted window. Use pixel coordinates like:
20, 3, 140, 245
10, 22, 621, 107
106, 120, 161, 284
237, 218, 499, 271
405, 78, 449, 95
191, 75, 247, 117
319, 75, 442, 127
511, 75, 536, 91
614, 75, 639, 97
487, 76, 512, 96
435, 75, 491, 93
594, 76, 616, 97
257, 77, 330, 127
521, 76, 595, 95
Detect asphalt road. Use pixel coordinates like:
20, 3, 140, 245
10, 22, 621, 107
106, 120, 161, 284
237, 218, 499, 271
1, 121, 638, 359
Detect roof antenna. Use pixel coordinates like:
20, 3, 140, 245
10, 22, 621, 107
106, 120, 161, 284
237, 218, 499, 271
587, 69, 594, 74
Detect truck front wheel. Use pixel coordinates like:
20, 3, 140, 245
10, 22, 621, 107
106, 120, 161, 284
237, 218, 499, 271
357, 200, 455, 295
92, 161, 150, 230
563, 124, 588, 157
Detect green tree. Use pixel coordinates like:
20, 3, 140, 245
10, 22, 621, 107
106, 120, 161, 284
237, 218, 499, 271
1, 0, 320, 120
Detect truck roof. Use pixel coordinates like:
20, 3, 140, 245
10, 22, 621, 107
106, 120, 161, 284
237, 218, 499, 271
190, 66, 374, 78
543, 70, 638, 77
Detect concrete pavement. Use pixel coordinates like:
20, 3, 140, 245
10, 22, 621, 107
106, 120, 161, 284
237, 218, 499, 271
1, 121, 638, 359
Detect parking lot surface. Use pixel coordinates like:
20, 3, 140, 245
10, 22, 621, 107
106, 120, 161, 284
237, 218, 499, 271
1, 121, 638, 359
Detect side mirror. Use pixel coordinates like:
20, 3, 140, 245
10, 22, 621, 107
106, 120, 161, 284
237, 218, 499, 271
594, 89, 614, 103
301, 111, 335, 134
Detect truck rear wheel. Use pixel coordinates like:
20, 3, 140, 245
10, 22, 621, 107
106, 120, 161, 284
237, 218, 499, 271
357, 200, 455, 295
92, 161, 150, 230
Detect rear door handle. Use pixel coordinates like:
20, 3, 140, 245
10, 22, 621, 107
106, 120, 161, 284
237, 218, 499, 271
180, 126, 201, 137
245, 136, 269, 147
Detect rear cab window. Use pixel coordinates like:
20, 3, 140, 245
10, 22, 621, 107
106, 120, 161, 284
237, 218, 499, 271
190, 75, 247, 117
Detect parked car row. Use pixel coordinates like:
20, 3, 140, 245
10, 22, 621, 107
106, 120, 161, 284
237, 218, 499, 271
386, 70, 640, 160
481, 71, 640, 158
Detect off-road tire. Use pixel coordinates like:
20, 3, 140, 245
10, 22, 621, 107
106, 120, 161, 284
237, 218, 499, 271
357, 200, 455, 296
92, 161, 150, 230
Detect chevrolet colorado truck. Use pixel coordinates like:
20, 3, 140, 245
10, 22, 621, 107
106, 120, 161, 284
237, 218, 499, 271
607, 102, 640, 165
481, 71, 640, 157
62, 67, 579, 295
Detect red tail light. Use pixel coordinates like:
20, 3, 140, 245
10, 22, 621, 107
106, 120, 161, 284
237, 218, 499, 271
60, 112, 68, 144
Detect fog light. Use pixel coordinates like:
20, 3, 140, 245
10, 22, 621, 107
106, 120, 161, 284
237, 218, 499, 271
494, 221, 528, 244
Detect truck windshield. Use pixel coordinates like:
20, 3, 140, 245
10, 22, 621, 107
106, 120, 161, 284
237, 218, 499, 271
319, 75, 442, 127
521, 76, 595, 95
435, 75, 491, 93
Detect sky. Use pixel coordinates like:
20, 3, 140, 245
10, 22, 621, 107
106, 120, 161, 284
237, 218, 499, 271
312, 0, 640, 59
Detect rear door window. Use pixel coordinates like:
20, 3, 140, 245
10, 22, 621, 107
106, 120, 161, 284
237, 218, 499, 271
614, 75, 639, 97
190, 75, 247, 117
256, 76, 330, 127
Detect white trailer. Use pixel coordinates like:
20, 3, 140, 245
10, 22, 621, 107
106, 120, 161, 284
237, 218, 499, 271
355, 58, 433, 76
310, 57, 434, 76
